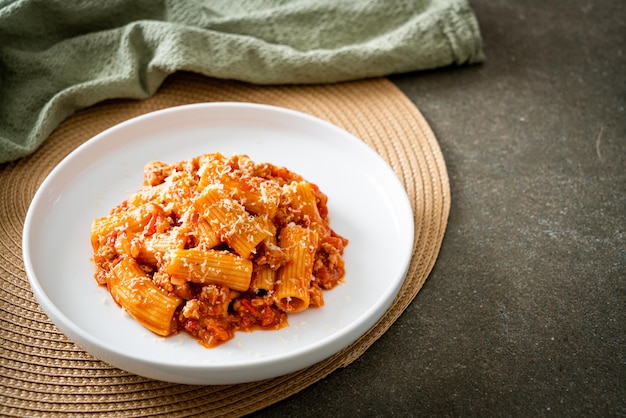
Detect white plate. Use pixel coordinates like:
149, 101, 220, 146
23, 103, 414, 385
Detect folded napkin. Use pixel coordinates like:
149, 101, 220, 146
0, 0, 484, 163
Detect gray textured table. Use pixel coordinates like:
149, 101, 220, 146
251, 1, 625, 416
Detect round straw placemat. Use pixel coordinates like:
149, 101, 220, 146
0, 72, 449, 417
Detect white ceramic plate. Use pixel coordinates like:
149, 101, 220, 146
23, 103, 414, 385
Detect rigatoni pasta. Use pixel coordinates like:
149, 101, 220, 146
91, 152, 348, 348
108, 257, 182, 337
274, 224, 318, 313
164, 248, 253, 290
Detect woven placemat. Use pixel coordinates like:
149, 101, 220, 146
0, 72, 450, 417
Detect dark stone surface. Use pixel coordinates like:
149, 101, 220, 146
250, 1, 625, 416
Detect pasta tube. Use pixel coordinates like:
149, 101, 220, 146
274, 224, 319, 313
281, 181, 330, 238
108, 258, 182, 337
191, 217, 221, 250
91, 204, 152, 250
194, 186, 274, 258
139, 226, 187, 266
220, 174, 281, 218
250, 264, 276, 293
164, 248, 253, 291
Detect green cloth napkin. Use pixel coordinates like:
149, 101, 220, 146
0, 0, 484, 163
